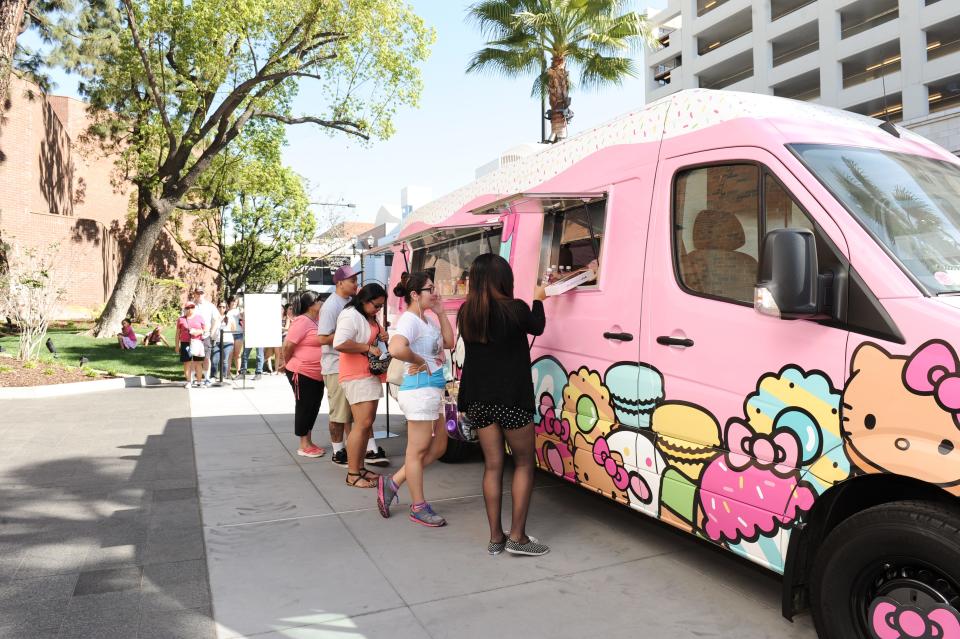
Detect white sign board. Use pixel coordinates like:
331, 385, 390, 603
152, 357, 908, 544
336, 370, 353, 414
242, 294, 283, 347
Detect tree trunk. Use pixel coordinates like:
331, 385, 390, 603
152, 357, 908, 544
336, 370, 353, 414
547, 55, 569, 141
0, 0, 27, 103
93, 203, 172, 337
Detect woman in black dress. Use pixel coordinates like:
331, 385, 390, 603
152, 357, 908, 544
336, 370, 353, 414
457, 254, 549, 556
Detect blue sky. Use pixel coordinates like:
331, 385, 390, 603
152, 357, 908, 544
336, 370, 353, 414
27, 0, 666, 225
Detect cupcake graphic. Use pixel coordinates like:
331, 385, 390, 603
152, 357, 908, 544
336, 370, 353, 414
603, 362, 664, 429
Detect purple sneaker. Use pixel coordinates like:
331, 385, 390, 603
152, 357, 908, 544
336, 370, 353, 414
377, 474, 399, 518
409, 503, 446, 527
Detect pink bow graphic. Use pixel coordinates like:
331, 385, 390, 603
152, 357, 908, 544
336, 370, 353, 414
870, 597, 960, 639
593, 437, 629, 490
904, 340, 960, 424
592, 437, 652, 502
540, 407, 571, 442
726, 421, 801, 472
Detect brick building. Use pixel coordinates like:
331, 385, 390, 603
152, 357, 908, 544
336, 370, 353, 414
0, 76, 211, 319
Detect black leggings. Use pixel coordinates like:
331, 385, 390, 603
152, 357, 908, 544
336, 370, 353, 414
286, 371, 325, 437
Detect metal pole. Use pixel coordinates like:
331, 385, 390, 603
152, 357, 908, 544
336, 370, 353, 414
540, 34, 547, 144
218, 326, 224, 384
384, 286, 390, 437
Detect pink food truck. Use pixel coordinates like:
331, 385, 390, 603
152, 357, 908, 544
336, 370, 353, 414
383, 89, 960, 639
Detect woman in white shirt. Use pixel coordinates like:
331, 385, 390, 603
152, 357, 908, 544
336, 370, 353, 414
379, 272, 454, 527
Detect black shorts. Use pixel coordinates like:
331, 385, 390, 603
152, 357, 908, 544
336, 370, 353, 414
179, 342, 204, 362
466, 403, 534, 430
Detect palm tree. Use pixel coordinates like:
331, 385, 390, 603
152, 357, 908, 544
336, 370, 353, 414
466, 0, 655, 142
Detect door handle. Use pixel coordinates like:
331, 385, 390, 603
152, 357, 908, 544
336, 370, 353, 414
657, 336, 694, 348
603, 331, 634, 342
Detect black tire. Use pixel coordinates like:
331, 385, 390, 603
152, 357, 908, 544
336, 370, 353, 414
810, 500, 960, 639
439, 435, 475, 463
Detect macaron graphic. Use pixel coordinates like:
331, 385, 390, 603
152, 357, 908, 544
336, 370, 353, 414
604, 362, 664, 429
531, 356, 568, 418
650, 402, 721, 481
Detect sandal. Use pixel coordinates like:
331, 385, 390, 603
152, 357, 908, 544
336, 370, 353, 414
345, 471, 377, 488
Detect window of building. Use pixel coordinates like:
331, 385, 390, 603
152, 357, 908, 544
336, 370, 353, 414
674, 165, 839, 306
537, 197, 607, 290
306, 261, 339, 286
410, 227, 502, 297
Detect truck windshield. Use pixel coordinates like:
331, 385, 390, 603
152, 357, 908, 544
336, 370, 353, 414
792, 144, 960, 294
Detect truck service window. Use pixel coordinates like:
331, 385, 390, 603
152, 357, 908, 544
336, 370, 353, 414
538, 196, 607, 289
410, 227, 502, 297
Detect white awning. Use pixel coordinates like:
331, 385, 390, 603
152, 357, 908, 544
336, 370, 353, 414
467, 191, 607, 216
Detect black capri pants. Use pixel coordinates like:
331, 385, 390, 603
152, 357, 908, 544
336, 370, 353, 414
285, 371, 325, 437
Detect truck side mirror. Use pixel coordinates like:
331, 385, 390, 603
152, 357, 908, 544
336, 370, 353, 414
754, 228, 820, 319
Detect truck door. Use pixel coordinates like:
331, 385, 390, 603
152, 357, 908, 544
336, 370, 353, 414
517, 185, 660, 517
640, 147, 850, 570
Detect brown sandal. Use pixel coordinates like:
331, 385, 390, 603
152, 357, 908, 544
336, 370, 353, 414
346, 471, 377, 488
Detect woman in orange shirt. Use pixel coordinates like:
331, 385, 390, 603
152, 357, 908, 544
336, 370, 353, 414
281, 291, 326, 458
334, 283, 389, 488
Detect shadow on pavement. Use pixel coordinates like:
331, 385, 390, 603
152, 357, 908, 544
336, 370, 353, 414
0, 389, 215, 639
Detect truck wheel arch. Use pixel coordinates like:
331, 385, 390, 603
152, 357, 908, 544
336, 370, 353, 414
782, 473, 958, 620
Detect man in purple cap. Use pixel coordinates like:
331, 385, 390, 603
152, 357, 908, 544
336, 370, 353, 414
317, 265, 389, 467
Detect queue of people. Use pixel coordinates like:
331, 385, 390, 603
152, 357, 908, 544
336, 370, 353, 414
170, 254, 549, 556
276, 256, 548, 556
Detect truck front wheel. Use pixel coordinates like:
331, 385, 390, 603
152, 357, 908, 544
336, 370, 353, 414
810, 500, 960, 639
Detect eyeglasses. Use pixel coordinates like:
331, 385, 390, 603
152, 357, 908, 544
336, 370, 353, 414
418, 287, 435, 294
369, 302, 384, 310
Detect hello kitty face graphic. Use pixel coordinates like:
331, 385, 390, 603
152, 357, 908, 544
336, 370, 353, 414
842, 341, 960, 488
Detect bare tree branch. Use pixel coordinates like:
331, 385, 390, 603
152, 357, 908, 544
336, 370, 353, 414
252, 112, 369, 139
119, 0, 178, 153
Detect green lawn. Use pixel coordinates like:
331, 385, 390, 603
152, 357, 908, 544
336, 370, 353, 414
0, 324, 185, 379
0, 323, 266, 380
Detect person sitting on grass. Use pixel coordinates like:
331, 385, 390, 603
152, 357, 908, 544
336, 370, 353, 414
116, 319, 138, 350
142, 325, 171, 347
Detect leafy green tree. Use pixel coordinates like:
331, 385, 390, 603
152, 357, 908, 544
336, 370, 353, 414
466, 0, 654, 141
48, 0, 432, 336
170, 127, 316, 297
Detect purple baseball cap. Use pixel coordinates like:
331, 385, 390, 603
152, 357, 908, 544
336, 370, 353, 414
333, 265, 362, 283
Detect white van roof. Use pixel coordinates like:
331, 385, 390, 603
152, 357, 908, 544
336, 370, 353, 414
400, 88, 911, 231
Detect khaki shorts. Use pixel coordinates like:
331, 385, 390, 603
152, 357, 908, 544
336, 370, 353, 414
341, 376, 384, 405
324, 374, 354, 424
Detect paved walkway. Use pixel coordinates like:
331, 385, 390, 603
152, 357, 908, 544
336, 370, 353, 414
190, 375, 820, 639
1, 385, 214, 639
1, 375, 821, 638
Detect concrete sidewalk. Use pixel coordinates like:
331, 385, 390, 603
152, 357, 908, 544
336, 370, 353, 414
191, 375, 819, 639
1, 385, 214, 639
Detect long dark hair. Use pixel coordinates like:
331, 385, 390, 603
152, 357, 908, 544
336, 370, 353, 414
457, 253, 516, 343
346, 283, 387, 320
393, 271, 431, 305
291, 290, 320, 316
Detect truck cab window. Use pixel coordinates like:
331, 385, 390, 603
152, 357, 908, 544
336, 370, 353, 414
538, 197, 607, 288
674, 163, 845, 307
674, 164, 760, 304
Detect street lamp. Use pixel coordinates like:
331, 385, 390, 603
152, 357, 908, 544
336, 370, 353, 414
310, 201, 356, 208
